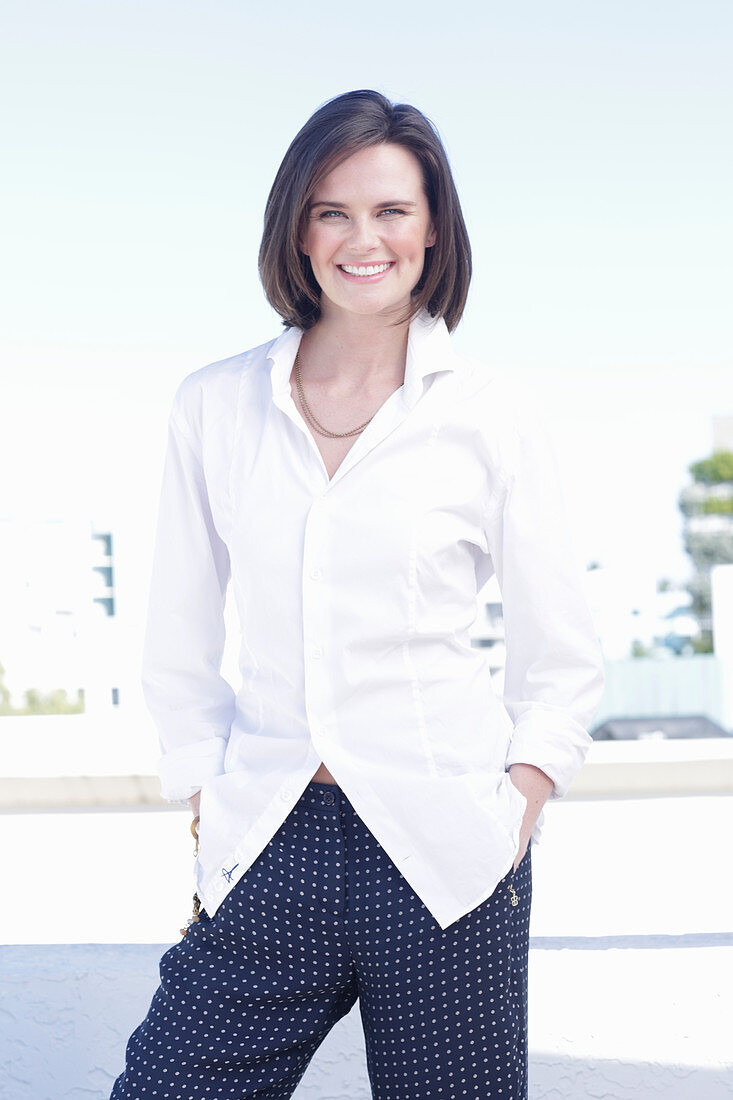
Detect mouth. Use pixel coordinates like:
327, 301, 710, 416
337, 262, 395, 281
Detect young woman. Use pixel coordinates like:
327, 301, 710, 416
110, 89, 605, 1099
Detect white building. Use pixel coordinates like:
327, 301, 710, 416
0, 516, 119, 713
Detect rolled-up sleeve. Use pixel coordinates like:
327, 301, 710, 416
141, 386, 235, 804
486, 387, 605, 800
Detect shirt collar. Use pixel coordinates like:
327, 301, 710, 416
267, 308, 457, 406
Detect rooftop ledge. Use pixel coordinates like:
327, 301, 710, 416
2, 738, 733, 810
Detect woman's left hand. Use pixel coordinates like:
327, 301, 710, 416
508, 763, 554, 870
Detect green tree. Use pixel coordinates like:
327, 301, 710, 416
0, 662, 85, 716
678, 448, 733, 650
0, 662, 11, 714
689, 450, 733, 485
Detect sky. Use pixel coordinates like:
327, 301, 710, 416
1, 0, 732, 624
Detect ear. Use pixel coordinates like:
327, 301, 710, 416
425, 222, 437, 248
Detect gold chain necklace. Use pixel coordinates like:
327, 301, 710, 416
293, 348, 375, 439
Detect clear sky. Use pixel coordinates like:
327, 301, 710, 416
1, 0, 731, 610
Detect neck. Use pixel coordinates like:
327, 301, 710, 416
298, 307, 414, 388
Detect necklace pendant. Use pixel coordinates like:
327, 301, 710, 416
508, 881, 519, 907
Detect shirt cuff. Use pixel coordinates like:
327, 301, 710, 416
504, 710, 594, 800
156, 736, 228, 804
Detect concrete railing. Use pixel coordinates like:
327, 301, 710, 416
2, 938, 731, 1100
3, 737, 732, 809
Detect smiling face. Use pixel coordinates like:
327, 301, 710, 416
300, 142, 437, 324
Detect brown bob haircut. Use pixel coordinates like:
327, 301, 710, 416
258, 89, 472, 333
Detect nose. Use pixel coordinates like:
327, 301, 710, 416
347, 215, 380, 255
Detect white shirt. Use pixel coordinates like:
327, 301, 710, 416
141, 308, 605, 931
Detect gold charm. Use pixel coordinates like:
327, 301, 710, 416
508, 880, 519, 907
180, 893, 201, 936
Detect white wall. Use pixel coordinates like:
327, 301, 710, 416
2, 940, 731, 1099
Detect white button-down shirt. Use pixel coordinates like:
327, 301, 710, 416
142, 308, 605, 930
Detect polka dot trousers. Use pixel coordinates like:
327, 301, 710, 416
110, 780, 532, 1098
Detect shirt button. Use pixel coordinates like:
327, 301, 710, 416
312, 644, 324, 659
280, 787, 292, 801
309, 566, 323, 580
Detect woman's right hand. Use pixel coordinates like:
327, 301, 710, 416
189, 790, 201, 818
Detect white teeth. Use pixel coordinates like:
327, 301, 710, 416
341, 263, 391, 276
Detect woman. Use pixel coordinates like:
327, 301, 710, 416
111, 89, 605, 1098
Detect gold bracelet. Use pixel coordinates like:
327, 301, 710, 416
190, 815, 200, 842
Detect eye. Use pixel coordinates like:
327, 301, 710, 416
318, 209, 346, 219
379, 208, 406, 217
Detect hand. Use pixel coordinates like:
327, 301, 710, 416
189, 789, 201, 818
512, 832, 531, 872
508, 763, 553, 871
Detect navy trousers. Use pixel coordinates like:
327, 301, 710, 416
110, 780, 532, 1099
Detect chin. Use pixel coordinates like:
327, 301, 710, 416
324, 292, 413, 321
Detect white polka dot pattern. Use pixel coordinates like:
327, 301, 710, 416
110, 780, 531, 1098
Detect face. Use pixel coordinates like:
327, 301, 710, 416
300, 142, 437, 323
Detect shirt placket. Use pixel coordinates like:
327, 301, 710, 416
268, 335, 450, 767
301, 492, 333, 751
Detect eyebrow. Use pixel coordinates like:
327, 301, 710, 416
309, 200, 418, 209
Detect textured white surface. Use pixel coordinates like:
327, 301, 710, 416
2, 940, 731, 1099
0, 944, 370, 1100
529, 938, 733, 1096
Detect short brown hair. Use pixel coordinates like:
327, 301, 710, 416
258, 89, 472, 332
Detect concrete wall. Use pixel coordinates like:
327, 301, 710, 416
2, 939, 731, 1099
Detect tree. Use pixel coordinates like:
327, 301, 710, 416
678, 449, 733, 649
0, 662, 85, 716
689, 450, 733, 485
